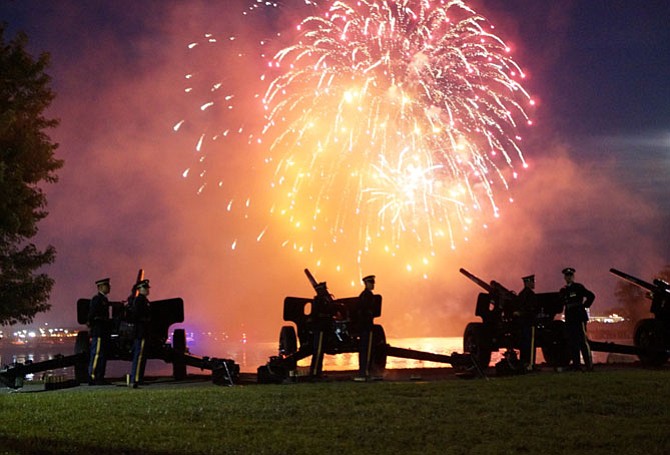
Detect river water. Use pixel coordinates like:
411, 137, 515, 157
1, 337, 468, 381
1, 335, 633, 383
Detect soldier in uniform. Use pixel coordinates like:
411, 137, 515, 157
516, 275, 538, 371
309, 282, 331, 378
128, 279, 151, 388
355, 275, 376, 381
560, 267, 595, 371
88, 277, 111, 385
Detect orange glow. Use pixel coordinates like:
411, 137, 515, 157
28, 1, 664, 347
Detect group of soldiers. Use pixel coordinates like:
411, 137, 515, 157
514, 267, 596, 372
307, 266, 598, 379
86, 267, 597, 384
86, 277, 152, 387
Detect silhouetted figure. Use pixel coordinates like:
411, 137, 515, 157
517, 274, 538, 370
128, 279, 151, 388
355, 275, 376, 381
560, 267, 595, 371
309, 283, 331, 378
88, 277, 111, 385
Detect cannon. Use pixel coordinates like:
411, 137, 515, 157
258, 269, 479, 383
605, 268, 670, 366
1, 270, 239, 389
257, 269, 387, 383
459, 268, 570, 370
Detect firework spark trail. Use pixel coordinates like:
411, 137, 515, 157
174, 1, 284, 203
261, 0, 535, 276
174, 32, 233, 196
173, 33, 261, 255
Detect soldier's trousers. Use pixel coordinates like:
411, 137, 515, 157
310, 330, 325, 377
88, 336, 107, 382
358, 328, 373, 377
130, 337, 146, 385
566, 321, 592, 369
519, 325, 536, 367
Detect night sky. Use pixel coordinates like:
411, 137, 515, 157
2, 0, 668, 347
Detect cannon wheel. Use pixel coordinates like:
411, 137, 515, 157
634, 319, 669, 367
74, 330, 90, 384
279, 325, 298, 356
172, 329, 187, 380
463, 322, 492, 369
369, 324, 387, 376
541, 320, 571, 368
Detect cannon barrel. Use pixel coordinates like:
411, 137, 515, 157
609, 268, 669, 294
459, 268, 494, 293
130, 268, 145, 297
304, 268, 319, 289
459, 268, 514, 296
304, 268, 334, 303
610, 268, 670, 320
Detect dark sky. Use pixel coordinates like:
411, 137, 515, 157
481, 0, 670, 136
2, 0, 668, 346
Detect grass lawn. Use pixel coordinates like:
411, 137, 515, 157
1, 369, 669, 454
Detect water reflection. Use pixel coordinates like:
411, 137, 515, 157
1, 337, 469, 380
192, 337, 471, 373
0, 336, 633, 382
0, 349, 73, 381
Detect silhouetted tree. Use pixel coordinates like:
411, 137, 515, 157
0, 25, 63, 325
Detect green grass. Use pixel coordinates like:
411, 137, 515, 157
1, 369, 669, 454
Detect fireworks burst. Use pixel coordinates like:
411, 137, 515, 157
260, 0, 535, 276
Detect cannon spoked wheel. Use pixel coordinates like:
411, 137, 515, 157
74, 330, 90, 383
279, 326, 298, 356
369, 324, 387, 376
634, 319, 669, 367
172, 328, 187, 380
541, 320, 571, 368
463, 322, 492, 369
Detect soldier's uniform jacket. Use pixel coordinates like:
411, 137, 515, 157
128, 293, 151, 339
515, 287, 537, 323
87, 292, 110, 337
560, 283, 595, 323
358, 288, 375, 330
309, 282, 334, 331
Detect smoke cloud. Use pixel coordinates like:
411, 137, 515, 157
12, 1, 664, 353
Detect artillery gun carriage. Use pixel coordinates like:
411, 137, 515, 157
258, 269, 387, 383
459, 268, 571, 370
607, 268, 670, 366
1, 270, 239, 389
258, 269, 479, 383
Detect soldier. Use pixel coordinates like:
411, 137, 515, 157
128, 279, 151, 388
560, 267, 595, 371
88, 277, 111, 385
355, 275, 376, 381
517, 275, 538, 371
309, 282, 331, 378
